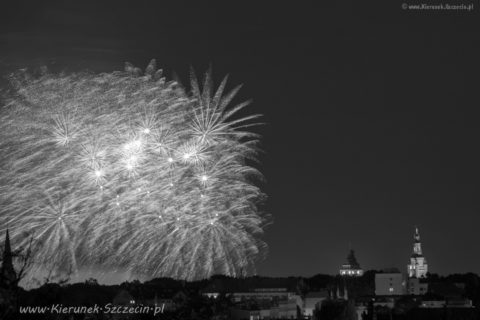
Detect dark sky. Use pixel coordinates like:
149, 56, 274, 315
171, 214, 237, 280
1, 1, 480, 278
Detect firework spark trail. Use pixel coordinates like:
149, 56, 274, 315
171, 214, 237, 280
0, 60, 267, 282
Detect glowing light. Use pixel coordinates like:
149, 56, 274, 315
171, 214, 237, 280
124, 140, 142, 151
0, 62, 266, 282
125, 155, 139, 171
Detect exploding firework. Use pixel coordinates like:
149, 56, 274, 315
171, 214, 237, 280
0, 60, 267, 282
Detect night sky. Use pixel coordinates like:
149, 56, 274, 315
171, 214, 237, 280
1, 1, 480, 279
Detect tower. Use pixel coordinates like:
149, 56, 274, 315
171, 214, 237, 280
1, 230, 17, 287
339, 248, 363, 276
0, 229, 19, 319
407, 227, 428, 278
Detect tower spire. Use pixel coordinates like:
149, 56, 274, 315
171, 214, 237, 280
408, 226, 428, 278
1, 229, 16, 285
3, 229, 12, 265
412, 227, 422, 255
414, 226, 420, 242
339, 247, 363, 276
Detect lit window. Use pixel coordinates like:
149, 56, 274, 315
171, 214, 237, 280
389, 288, 394, 293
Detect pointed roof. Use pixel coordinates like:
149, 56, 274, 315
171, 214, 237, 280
411, 226, 424, 257
414, 226, 421, 243
1, 229, 17, 286
3, 229, 12, 264
346, 249, 361, 269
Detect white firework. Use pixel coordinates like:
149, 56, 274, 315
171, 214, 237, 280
0, 60, 267, 282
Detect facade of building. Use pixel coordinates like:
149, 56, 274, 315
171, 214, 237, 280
420, 299, 474, 308
407, 277, 428, 295
375, 273, 406, 296
339, 249, 364, 277
407, 227, 428, 278
231, 288, 297, 303
230, 307, 271, 320
230, 294, 299, 320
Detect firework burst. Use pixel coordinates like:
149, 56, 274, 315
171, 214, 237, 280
0, 60, 267, 282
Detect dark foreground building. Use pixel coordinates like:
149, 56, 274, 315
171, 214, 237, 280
0, 230, 20, 319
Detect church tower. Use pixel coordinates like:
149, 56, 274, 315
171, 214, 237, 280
339, 249, 363, 277
1, 229, 17, 287
0, 229, 19, 319
407, 227, 428, 278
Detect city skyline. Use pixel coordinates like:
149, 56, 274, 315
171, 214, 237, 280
1, 1, 480, 281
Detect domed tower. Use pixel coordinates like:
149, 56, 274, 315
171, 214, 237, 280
339, 249, 363, 277
407, 227, 428, 278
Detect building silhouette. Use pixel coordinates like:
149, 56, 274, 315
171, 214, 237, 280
0, 230, 19, 319
0, 230, 17, 287
339, 249, 363, 277
375, 271, 405, 296
407, 227, 428, 278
